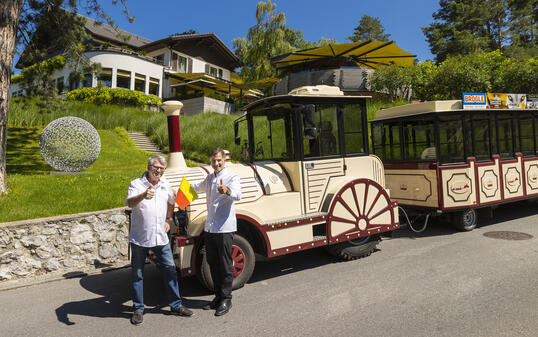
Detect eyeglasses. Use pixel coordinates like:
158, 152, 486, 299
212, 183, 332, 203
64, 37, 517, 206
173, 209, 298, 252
151, 165, 165, 172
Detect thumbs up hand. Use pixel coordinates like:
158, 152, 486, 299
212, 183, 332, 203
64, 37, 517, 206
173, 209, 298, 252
145, 185, 155, 199
217, 178, 228, 195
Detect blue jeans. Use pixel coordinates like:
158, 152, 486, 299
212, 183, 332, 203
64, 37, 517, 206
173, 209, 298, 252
131, 243, 183, 312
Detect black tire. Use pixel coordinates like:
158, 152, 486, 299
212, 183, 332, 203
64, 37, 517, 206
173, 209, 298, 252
325, 235, 380, 261
197, 234, 255, 291
452, 208, 478, 231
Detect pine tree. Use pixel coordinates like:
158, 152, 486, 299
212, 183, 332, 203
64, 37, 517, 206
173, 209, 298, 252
347, 15, 391, 42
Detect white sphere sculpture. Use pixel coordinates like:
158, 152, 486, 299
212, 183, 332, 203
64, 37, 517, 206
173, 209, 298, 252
40, 117, 101, 172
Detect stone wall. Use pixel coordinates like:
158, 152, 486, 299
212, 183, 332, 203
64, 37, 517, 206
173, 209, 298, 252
0, 208, 130, 286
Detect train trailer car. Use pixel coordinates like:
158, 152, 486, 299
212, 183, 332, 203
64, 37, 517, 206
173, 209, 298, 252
370, 100, 538, 231
158, 85, 399, 291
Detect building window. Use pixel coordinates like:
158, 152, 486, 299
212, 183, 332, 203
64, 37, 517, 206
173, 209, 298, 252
149, 77, 159, 96
97, 68, 112, 87
82, 74, 92, 88
209, 66, 218, 77
116, 70, 131, 89
134, 73, 145, 92
177, 55, 187, 73
218, 68, 223, 79
69, 73, 80, 90
155, 54, 164, 65
56, 77, 64, 93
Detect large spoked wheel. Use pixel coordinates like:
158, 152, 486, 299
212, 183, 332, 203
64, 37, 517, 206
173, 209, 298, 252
197, 234, 255, 291
325, 235, 381, 261
452, 208, 478, 232
326, 178, 395, 261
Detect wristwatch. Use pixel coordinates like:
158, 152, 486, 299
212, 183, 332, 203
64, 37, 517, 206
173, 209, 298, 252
226, 189, 231, 196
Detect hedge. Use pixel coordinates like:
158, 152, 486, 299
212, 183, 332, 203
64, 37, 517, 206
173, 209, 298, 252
65, 87, 162, 108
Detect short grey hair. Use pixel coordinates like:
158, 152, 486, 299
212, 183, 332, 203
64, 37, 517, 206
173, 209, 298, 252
148, 155, 167, 167
210, 148, 226, 158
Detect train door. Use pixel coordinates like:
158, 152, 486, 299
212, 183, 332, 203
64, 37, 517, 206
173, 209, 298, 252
301, 103, 344, 213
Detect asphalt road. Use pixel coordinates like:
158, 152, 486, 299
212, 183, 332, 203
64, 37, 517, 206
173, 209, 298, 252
1, 202, 537, 337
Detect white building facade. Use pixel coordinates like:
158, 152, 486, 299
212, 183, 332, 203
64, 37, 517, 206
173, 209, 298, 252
11, 15, 243, 107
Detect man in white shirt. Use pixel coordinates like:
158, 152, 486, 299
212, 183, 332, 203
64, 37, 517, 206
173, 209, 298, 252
126, 155, 192, 325
192, 148, 241, 316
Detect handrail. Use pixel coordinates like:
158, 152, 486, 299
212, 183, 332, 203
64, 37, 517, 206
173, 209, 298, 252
88, 46, 162, 65
146, 122, 165, 153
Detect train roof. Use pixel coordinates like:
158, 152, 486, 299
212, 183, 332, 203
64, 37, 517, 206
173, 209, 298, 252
373, 100, 462, 121
241, 85, 370, 112
373, 100, 538, 122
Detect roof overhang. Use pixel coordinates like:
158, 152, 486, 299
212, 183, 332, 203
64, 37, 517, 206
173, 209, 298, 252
141, 33, 243, 70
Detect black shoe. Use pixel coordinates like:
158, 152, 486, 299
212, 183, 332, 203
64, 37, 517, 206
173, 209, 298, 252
215, 299, 232, 316
130, 311, 143, 325
171, 306, 193, 317
203, 297, 220, 310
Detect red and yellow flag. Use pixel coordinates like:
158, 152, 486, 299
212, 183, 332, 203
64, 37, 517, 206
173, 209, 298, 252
175, 177, 198, 210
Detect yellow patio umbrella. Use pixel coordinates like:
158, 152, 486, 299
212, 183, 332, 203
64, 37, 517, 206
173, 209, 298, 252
271, 41, 416, 74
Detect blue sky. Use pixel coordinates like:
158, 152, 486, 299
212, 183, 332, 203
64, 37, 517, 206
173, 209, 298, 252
14, 0, 441, 71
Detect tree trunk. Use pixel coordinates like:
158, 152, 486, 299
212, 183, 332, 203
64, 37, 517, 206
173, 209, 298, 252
0, 0, 22, 194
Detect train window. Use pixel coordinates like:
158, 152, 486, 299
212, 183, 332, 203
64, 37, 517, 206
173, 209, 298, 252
438, 114, 465, 163
535, 112, 538, 155
402, 118, 435, 161
471, 112, 493, 161
518, 112, 534, 156
371, 124, 385, 159
304, 105, 340, 158
342, 104, 365, 155
372, 122, 401, 161
251, 108, 296, 161
497, 112, 514, 159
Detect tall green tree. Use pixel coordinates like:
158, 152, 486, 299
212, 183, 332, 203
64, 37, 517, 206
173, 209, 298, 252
504, 0, 538, 58
370, 65, 413, 101
422, 0, 511, 62
347, 15, 391, 42
233, 0, 335, 82
0, 0, 131, 194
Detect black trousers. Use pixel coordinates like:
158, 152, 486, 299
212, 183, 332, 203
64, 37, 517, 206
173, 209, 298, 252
204, 232, 234, 300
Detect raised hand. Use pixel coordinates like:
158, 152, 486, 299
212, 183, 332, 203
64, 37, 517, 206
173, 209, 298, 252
145, 186, 155, 199
217, 179, 228, 195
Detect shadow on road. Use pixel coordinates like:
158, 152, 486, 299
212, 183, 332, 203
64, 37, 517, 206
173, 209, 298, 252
54, 264, 207, 325
55, 200, 537, 325
54, 248, 350, 325
392, 199, 538, 241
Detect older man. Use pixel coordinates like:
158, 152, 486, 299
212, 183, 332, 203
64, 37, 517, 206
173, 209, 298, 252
192, 148, 241, 316
126, 155, 192, 325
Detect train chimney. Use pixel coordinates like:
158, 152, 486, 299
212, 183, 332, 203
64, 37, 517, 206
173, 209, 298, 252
161, 100, 187, 170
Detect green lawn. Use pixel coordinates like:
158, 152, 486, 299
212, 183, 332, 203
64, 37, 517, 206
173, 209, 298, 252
2, 98, 405, 222
1, 127, 151, 222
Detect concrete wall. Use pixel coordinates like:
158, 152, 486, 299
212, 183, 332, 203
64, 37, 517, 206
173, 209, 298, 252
180, 96, 234, 115
0, 208, 130, 288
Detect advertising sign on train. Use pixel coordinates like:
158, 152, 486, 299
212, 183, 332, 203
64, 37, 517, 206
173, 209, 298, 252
526, 94, 538, 109
487, 93, 508, 109
462, 93, 487, 109
486, 93, 527, 109
506, 94, 527, 109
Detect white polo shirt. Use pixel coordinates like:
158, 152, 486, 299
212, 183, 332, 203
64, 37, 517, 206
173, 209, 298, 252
126, 173, 175, 247
192, 168, 241, 233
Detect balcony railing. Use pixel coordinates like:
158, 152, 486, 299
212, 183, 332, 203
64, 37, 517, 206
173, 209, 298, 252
87, 46, 164, 65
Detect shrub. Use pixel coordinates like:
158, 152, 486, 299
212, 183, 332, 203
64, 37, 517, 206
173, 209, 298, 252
65, 87, 162, 108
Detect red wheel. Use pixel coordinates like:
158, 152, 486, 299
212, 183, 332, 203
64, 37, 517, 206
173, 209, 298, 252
232, 245, 245, 278
197, 234, 255, 291
327, 179, 396, 242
